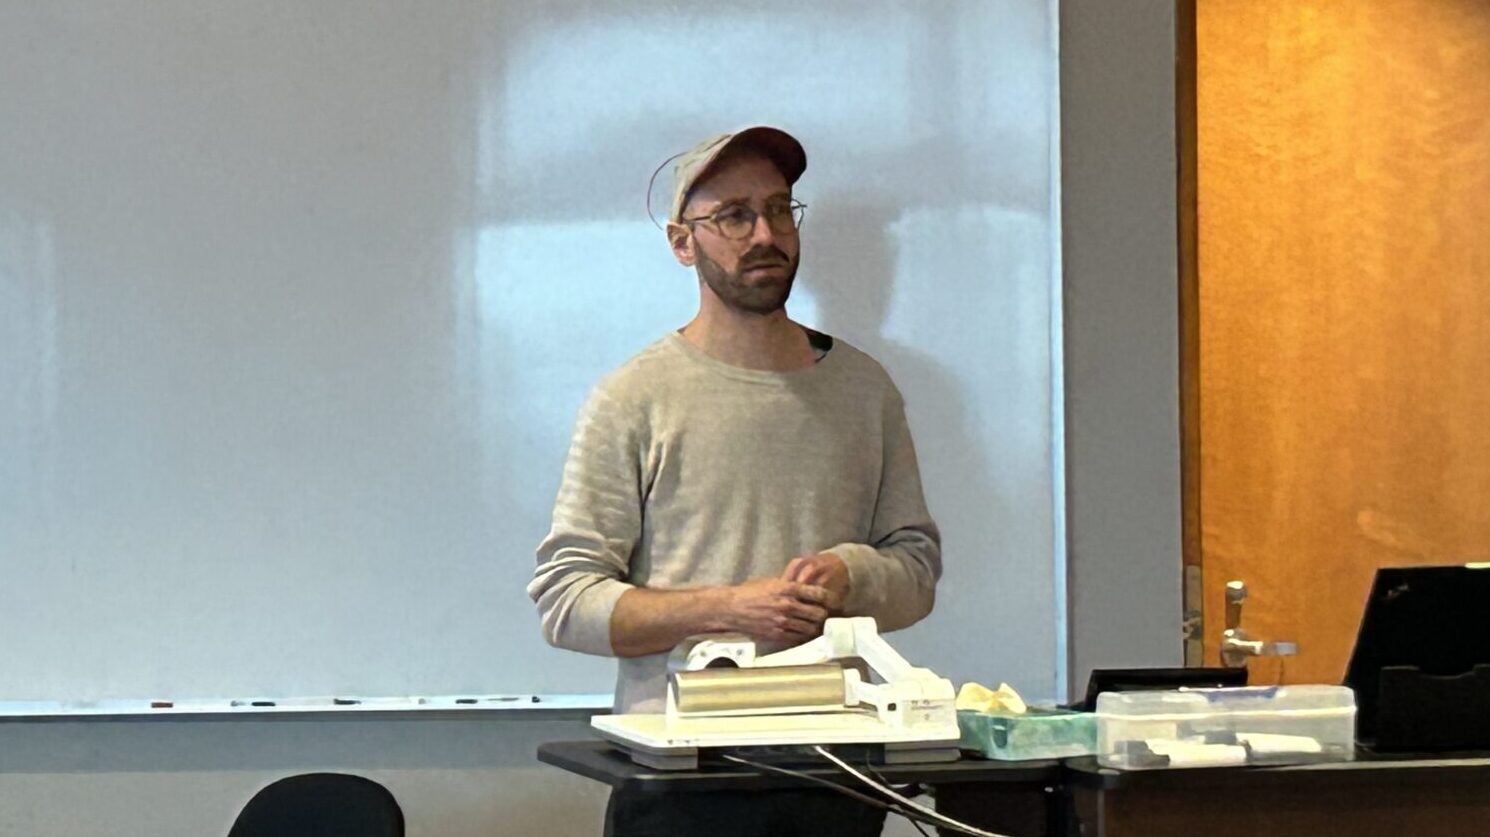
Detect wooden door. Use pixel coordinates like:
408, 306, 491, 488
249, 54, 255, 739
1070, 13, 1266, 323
1184, 0, 1490, 684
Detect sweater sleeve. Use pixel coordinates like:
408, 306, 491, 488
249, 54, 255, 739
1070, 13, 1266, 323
526, 382, 644, 657
829, 385, 942, 632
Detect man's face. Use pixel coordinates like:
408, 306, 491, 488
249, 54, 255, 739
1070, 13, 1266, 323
674, 154, 801, 316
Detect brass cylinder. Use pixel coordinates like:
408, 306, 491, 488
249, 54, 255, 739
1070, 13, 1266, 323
671, 664, 846, 714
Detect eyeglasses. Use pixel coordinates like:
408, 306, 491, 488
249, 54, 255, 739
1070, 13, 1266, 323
683, 199, 807, 240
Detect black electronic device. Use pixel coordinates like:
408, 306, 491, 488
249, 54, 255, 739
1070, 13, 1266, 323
1074, 666, 1247, 712
1344, 564, 1490, 752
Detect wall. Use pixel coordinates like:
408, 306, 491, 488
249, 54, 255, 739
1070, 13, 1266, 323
1060, 0, 1186, 697
0, 715, 608, 837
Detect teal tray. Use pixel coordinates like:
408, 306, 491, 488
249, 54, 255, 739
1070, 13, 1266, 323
957, 707, 1097, 761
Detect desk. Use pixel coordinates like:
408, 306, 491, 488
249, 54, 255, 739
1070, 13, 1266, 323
538, 740, 1060, 836
1064, 754, 1490, 837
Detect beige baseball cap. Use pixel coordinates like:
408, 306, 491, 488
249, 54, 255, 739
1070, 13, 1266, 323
667, 126, 807, 223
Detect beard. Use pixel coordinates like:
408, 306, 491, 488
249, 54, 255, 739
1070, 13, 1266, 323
695, 243, 799, 315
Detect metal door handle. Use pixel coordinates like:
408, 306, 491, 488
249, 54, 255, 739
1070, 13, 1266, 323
1220, 580, 1298, 668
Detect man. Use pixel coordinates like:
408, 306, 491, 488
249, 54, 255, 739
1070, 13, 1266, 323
528, 127, 941, 836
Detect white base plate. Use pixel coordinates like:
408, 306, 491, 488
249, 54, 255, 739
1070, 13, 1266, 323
592, 710, 960, 752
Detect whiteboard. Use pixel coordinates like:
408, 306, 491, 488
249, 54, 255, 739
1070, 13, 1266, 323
0, 1, 1061, 704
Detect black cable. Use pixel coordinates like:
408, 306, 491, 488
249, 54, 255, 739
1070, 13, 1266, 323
862, 755, 921, 798
719, 754, 887, 809
719, 753, 921, 816
813, 746, 1006, 837
644, 151, 686, 230
719, 754, 946, 833
859, 761, 932, 836
849, 752, 935, 836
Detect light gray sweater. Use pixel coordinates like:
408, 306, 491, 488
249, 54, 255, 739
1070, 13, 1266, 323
527, 331, 941, 712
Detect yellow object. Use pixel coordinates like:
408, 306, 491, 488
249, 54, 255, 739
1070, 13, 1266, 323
955, 681, 1027, 715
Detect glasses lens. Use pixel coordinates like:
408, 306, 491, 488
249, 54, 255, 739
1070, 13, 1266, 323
762, 204, 799, 235
716, 209, 754, 239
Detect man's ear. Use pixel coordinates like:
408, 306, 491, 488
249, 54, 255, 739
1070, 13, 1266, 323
666, 222, 696, 267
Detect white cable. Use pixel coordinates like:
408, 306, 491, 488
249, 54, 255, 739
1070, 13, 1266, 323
812, 746, 1014, 837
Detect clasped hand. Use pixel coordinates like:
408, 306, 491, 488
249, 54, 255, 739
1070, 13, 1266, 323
723, 552, 849, 644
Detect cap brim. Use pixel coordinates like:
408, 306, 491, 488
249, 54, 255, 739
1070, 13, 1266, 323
716, 126, 807, 186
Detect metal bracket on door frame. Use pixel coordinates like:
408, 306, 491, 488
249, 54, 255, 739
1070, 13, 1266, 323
1183, 564, 1204, 666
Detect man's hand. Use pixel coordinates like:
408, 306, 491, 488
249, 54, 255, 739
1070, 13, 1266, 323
722, 577, 836, 644
782, 552, 850, 611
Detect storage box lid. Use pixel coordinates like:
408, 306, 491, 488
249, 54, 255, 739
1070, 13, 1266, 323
1096, 685, 1356, 718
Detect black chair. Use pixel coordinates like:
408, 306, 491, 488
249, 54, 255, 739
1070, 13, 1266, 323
228, 772, 404, 837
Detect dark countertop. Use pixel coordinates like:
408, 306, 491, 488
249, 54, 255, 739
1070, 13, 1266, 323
1063, 753, 1490, 791
537, 740, 1061, 794
542, 739, 1490, 796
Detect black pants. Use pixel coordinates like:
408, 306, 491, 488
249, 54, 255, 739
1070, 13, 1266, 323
604, 787, 888, 837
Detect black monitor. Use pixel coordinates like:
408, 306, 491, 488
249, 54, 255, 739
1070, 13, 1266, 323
1344, 564, 1490, 751
1075, 666, 1247, 712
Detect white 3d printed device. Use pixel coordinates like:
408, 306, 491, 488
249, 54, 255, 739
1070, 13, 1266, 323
592, 617, 960, 769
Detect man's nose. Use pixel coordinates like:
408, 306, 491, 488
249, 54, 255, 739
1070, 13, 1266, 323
747, 212, 778, 248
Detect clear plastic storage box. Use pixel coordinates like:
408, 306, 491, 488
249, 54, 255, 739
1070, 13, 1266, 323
1096, 685, 1356, 770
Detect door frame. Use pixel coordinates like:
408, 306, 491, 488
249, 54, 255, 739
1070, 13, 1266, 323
1176, 0, 1203, 667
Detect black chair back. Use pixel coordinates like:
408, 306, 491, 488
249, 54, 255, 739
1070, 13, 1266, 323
228, 772, 404, 837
